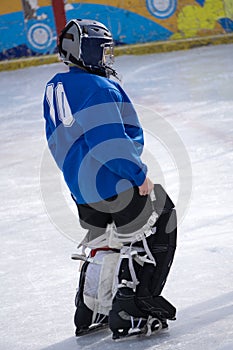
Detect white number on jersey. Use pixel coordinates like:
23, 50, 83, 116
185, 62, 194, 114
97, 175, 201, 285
46, 82, 74, 127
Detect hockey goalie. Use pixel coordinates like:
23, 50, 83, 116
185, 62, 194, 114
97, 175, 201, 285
43, 18, 177, 341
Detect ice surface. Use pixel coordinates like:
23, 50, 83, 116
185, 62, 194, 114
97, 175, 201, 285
0, 44, 233, 350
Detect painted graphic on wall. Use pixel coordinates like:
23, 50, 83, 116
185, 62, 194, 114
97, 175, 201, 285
21, 0, 55, 52
0, 0, 232, 60
146, 0, 177, 19
0, 0, 56, 60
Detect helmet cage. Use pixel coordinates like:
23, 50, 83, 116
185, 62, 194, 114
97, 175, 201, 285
80, 38, 114, 69
102, 43, 115, 67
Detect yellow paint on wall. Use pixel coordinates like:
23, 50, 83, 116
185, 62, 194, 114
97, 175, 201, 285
38, 0, 51, 6
0, 0, 51, 15
67, 0, 200, 34
196, 21, 225, 37
224, 0, 233, 19
172, 0, 225, 39
0, 0, 21, 15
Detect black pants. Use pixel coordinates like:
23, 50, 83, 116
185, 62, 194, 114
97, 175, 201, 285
74, 187, 153, 243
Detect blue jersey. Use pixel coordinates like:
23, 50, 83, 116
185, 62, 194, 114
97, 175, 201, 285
43, 66, 147, 204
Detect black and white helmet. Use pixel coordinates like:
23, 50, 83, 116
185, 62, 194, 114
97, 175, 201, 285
58, 19, 117, 78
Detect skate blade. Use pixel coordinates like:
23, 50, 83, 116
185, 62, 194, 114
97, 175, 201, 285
113, 326, 168, 341
76, 323, 109, 337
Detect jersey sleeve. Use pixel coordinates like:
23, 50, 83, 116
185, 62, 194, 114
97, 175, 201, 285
121, 101, 144, 156
43, 87, 56, 153
113, 81, 145, 156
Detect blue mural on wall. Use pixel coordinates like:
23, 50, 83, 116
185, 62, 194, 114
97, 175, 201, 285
66, 4, 173, 45
0, 6, 57, 60
0, 3, 173, 60
0, 1, 232, 61
218, 17, 233, 33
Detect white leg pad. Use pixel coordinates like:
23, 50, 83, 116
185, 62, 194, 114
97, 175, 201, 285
83, 250, 120, 319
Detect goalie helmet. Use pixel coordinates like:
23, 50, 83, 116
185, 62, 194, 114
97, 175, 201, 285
58, 19, 117, 78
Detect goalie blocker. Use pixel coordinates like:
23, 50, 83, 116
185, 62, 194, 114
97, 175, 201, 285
74, 184, 177, 339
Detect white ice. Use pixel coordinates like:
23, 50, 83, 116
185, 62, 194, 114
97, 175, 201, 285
0, 44, 233, 350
